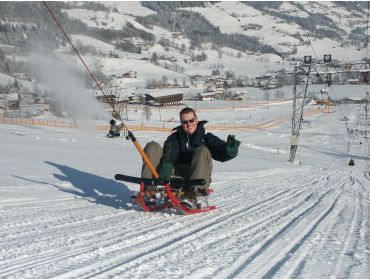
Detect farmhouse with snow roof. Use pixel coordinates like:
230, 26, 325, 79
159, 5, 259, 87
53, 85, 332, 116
145, 89, 183, 107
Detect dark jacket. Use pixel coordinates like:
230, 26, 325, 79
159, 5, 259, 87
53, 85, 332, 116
161, 121, 235, 165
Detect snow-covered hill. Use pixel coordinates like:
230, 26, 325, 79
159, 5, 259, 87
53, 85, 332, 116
1, 94, 370, 278
2, 1, 369, 86
58, 0, 368, 86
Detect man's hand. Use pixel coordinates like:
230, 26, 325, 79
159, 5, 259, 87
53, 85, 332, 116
158, 162, 173, 179
225, 135, 240, 157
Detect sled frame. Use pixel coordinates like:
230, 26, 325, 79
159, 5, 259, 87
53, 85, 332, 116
135, 182, 216, 214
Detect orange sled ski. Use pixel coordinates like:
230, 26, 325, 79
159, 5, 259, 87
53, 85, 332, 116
115, 174, 216, 214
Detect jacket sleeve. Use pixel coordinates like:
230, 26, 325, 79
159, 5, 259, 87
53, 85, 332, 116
161, 133, 181, 165
205, 133, 236, 162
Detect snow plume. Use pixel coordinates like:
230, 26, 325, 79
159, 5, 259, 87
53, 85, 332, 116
27, 50, 111, 123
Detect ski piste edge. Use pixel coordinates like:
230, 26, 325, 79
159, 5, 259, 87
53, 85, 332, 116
114, 174, 216, 214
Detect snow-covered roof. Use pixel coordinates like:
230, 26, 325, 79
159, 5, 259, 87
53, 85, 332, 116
146, 88, 184, 98
201, 92, 217, 97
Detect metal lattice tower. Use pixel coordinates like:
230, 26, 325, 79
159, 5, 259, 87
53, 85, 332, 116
289, 60, 370, 163
290, 63, 311, 163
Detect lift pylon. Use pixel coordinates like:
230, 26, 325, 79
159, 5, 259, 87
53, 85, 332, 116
290, 63, 311, 163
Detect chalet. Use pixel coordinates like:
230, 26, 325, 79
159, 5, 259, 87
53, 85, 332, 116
201, 90, 223, 101
193, 81, 205, 89
201, 92, 216, 101
191, 75, 205, 89
127, 93, 144, 104
145, 89, 183, 107
207, 70, 224, 93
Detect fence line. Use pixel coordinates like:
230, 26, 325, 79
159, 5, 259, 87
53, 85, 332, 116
0, 117, 76, 128
0, 108, 324, 132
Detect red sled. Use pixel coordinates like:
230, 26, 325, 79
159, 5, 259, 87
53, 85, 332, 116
115, 174, 216, 214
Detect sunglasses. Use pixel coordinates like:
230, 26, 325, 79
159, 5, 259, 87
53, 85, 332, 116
181, 117, 196, 125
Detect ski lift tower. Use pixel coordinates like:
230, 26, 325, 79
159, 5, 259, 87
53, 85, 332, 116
289, 55, 370, 163
289, 56, 312, 163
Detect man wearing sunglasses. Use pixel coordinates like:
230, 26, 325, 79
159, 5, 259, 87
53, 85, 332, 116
141, 107, 240, 209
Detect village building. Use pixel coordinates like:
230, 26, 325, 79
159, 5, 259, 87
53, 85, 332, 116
255, 73, 280, 89
200, 90, 224, 101
207, 70, 224, 94
126, 93, 144, 104
96, 94, 117, 104
200, 92, 217, 101
339, 97, 366, 104
191, 74, 205, 89
193, 81, 205, 89
145, 89, 184, 107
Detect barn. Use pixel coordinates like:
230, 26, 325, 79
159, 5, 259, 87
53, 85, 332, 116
145, 89, 184, 107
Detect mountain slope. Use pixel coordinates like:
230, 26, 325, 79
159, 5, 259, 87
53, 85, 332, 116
1, 100, 370, 278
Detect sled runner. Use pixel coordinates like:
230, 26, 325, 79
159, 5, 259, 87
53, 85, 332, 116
115, 174, 216, 214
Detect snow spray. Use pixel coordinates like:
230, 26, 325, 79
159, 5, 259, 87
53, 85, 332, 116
27, 47, 110, 124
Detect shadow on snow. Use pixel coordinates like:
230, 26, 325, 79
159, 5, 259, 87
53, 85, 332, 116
15, 161, 132, 210
45, 161, 133, 209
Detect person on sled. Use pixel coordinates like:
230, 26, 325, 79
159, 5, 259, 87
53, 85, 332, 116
141, 107, 240, 208
107, 118, 124, 138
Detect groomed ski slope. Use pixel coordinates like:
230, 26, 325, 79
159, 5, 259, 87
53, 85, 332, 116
1, 103, 370, 278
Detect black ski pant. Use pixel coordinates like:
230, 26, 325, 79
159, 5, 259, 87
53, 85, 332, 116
141, 141, 212, 190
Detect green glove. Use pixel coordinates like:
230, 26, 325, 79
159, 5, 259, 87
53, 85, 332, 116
158, 162, 173, 179
225, 135, 240, 157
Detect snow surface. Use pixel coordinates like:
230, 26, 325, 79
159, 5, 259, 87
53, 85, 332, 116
1, 86, 370, 278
